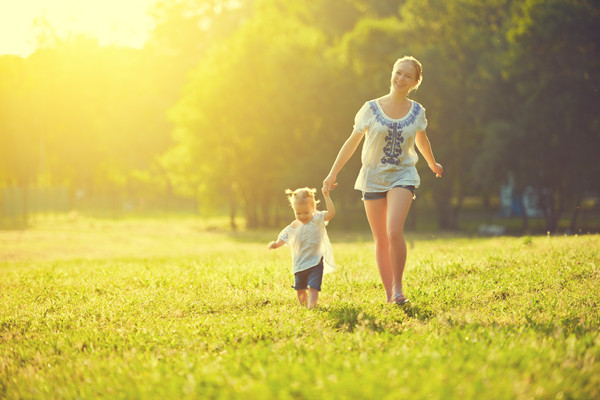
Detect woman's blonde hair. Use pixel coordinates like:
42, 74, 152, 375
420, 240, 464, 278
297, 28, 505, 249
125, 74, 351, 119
393, 55, 423, 92
285, 187, 319, 208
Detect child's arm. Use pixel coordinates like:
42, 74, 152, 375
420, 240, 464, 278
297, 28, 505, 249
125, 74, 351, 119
268, 239, 285, 250
415, 130, 443, 177
321, 188, 336, 222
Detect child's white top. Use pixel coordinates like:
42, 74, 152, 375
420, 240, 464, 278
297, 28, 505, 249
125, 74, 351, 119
353, 99, 428, 192
277, 210, 335, 274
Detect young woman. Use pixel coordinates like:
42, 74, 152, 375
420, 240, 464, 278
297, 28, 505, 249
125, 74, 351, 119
268, 187, 335, 309
322, 56, 443, 305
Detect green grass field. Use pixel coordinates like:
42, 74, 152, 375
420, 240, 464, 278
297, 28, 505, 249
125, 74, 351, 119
1, 217, 599, 399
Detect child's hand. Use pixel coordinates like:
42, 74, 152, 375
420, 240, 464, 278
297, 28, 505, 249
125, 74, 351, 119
321, 187, 331, 197
268, 241, 278, 250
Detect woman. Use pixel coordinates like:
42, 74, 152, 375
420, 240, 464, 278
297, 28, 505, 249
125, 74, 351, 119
322, 56, 443, 305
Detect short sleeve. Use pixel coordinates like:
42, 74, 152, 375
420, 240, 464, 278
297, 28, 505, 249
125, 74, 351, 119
313, 210, 325, 225
417, 106, 428, 132
278, 225, 291, 243
353, 102, 371, 133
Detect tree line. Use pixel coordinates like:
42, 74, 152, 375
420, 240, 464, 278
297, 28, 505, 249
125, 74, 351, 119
1, 0, 599, 231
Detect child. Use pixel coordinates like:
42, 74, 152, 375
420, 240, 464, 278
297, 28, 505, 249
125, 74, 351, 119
268, 187, 335, 309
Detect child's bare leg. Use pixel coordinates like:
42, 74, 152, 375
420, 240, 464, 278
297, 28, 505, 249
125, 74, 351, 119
297, 289, 307, 307
308, 288, 319, 309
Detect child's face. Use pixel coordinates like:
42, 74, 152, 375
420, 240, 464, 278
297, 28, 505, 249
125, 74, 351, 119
293, 202, 315, 224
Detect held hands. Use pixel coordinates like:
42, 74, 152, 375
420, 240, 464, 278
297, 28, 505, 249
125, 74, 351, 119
322, 174, 338, 193
429, 162, 444, 178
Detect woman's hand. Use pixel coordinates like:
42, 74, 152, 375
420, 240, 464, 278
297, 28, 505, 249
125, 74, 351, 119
429, 162, 443, 178
322, 174, 338, 192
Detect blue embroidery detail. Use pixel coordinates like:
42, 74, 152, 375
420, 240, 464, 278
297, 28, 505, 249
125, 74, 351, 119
369, 101, 421, 166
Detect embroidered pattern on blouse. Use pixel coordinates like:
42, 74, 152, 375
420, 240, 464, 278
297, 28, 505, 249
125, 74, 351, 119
368, 101, 422, 166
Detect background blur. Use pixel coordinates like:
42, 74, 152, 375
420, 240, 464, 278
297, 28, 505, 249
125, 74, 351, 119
1, 0, 599, 234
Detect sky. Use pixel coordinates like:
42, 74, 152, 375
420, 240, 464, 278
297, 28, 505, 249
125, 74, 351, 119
0, 0, 158, 57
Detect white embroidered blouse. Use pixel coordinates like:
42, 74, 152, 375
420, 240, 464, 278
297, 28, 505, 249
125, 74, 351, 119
277, 210, 335, 275
353, 99, 428, 192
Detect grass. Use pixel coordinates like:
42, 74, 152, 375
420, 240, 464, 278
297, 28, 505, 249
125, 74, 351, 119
1, 217, 599, 399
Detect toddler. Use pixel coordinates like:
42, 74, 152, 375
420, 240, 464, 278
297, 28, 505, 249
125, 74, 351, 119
268, 187, 335, 309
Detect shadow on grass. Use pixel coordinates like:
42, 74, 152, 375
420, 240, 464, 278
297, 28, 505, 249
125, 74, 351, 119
399, 302, 434, 321
323, 303, 382, 333
322, 301, 435, 333
524, 315, 595, 337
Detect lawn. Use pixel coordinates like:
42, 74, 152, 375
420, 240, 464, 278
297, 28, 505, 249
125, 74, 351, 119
1, 217, 599, 399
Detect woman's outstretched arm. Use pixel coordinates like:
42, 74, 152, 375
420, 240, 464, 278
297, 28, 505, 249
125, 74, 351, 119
323, 130, 365, 191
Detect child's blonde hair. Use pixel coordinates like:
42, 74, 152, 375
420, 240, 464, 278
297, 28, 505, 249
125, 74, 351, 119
285, 187, 319, 209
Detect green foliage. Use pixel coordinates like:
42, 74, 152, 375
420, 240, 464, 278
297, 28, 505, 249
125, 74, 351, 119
1, 0, 599, 233
1, 219, 599, 399
397, 0, 517, 229
500, 0, 600, 231
167, 3, 337, 227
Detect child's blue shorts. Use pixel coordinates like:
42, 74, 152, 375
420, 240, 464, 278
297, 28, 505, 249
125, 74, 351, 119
293, 258, 324, 291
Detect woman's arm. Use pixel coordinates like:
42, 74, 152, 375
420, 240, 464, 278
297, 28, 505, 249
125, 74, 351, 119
323, 130, 365, 191
415, 130, 443, 177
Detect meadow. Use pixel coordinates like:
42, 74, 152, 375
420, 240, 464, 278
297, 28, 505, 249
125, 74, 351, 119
1, 217, 599, 399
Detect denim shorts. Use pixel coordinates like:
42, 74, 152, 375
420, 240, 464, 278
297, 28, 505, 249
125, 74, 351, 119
292, 259, 324, 291
362, 185, 415, 201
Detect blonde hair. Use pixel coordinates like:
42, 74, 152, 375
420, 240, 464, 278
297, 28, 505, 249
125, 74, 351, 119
285, 187, 319, 209
393, 55, 423, 92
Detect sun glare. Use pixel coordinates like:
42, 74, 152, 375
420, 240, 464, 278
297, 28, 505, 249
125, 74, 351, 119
0, 0, 157, 57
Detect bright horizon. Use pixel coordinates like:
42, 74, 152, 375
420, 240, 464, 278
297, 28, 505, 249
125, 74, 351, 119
0, 0, 158, 57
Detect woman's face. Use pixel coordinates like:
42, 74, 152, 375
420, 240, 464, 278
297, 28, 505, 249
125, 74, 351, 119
391, 61, 418, 94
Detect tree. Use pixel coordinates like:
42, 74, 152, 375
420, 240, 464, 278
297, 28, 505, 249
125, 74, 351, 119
396, 0, 515, 229
0, 56, 39, 188
500, 0, 600, 232
330, 0, 514, 229
166, 2, 333, 227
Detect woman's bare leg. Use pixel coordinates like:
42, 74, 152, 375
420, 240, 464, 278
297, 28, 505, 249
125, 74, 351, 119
364, 197, 393, 301
386, 188, 413, 301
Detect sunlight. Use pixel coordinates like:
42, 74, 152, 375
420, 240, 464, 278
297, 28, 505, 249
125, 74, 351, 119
0, 0, 157, 57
